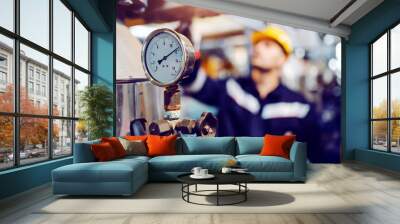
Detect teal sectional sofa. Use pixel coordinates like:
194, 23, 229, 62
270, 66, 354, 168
52, 137, 307, 196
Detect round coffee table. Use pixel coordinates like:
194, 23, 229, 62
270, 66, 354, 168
177, 173, 255, 206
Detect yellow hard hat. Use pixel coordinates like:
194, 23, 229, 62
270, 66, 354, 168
251, 26, 293, 56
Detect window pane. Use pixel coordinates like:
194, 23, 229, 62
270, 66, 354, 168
75, 18, 89, 70
75, 120, 88, 143
74, 69, 89, 118
391, 120, 400, 153
20, 44, 49, 115
0, 116, 13, 170
372, 121, 388, 151
391, 72, 400, 118
53, 59, 72, 117
0, 35, 14, 112
20, 117, 49, 165
372, 33, 387, 76
372, 76, 387, 119
53, 119, 72, 157
53, 0, 72, 60
20, 0, 49, 48
0, 0, 14, 31
391, 24, 400, 70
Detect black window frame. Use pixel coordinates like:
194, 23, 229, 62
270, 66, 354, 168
0, 0, 92, 171
370, 21, 400, 154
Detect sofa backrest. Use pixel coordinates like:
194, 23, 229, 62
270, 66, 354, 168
177, 137, 236, 155
74, 136, 268, 162
235, 137, 264, 155
73, 139, 100, 163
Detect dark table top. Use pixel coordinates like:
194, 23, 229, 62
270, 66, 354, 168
177, 172, 255, 185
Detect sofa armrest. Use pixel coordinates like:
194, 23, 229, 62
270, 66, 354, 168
289, 141, 307, 181
73, 140, 99, 163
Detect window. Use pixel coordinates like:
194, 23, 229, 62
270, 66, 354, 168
74, 69, 89, 142
53, 119, 72, 158
28, 81, 34, 94
0, 34, 14, 113
74, 69, 89, 118
35, 70, 41, 81
19, 117, 49, 165
0, 0, 14, 32
53, 0, 72, 60
0, 55, 7, 67
35, 84, 40, 96
42, 85, 46, 97
0, 116, 13, 170
391, 24, 400, 70
75, 18, 90, 70
370, 23, 400, 154
28, 67, 34, 80
20, 0, 49, 48
53, 59, 72, 117
0, 1, 91, 170
0, 53, 8, 90
0, 71, 6, 84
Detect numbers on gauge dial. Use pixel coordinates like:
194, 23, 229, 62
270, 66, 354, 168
145, 32, 184, 84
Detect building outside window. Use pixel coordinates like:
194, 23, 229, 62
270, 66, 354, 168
35, 83, 40, 95
28, 66, 34, 80
54, 89, 58, 104
42, 85, 46, 97
35, 70, 40, 81
28, 81, 34, 94
41, 73, 46, 83
0, 71, 7, 92
0, 0, 91, 170
0, 54, 7, 91
0, 54, 7, 67
371, 23, 400, 154
0, 71, 6, 84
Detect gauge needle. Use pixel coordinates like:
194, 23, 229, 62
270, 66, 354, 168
158, 47, 179, 64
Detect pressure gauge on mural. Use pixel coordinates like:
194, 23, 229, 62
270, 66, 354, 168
141, 28, 195, 87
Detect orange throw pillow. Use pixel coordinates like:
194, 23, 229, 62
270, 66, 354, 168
101, 137, 127, 158
125, 135, 148, 141
146, 135, 177, 157
260, 134, 296, 159
91, 142, 117, 162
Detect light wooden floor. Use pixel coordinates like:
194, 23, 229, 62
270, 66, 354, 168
1, 162, 400, 224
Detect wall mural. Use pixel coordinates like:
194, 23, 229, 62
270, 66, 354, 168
116, 0, 341, 163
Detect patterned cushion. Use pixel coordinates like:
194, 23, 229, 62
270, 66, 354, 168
119, 138, 147, 156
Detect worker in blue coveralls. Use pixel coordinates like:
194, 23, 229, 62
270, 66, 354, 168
181, 26, 320, 162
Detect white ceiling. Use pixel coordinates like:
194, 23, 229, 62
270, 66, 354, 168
170, 0, 384, 38
227, 0, 353, 22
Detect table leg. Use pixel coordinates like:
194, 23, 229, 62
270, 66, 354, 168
245, 183, 247, 201
217, 184, 219, 206
187, 184, 190, 202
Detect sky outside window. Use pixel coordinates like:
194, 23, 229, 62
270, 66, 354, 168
53, 0, 72, 60
75, 18, 89, 70
372, 34, 387, 76
391, 24, 400, 70
20, 0, 49, 49
0, 0, 14, 31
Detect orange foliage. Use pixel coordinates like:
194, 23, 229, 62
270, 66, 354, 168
0, 85, 60, 150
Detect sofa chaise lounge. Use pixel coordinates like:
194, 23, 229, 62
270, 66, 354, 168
52, 136, 307, 196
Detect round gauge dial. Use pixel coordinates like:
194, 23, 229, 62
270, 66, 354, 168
142, 28, 195, 87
